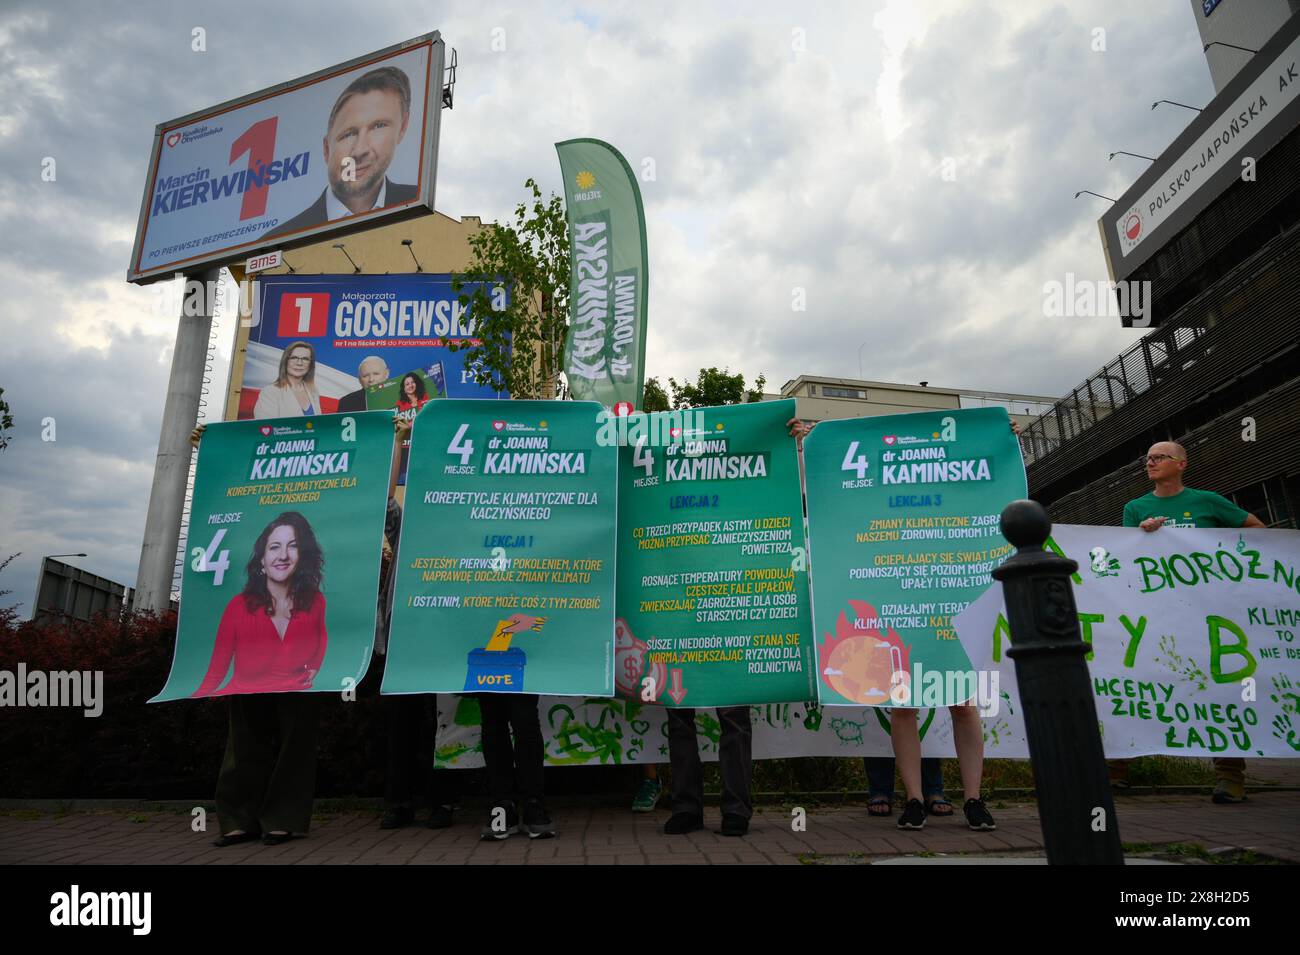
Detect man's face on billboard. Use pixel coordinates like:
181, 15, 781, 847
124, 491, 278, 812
357, 357, 389, 387
324, 89, 409, 205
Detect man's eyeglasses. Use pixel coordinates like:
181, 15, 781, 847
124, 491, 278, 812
1144, 454, 1182, 464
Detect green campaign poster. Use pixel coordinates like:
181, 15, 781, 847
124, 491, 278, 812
803, 407, 1026, 708
384, 399, 617, 696
614, 399, 816, 707
152, 411, 394, 702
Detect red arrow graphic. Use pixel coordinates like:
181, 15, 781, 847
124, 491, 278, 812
667, 668, 687, 704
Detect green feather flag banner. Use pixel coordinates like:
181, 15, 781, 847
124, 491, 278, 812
556, 138, 648, 412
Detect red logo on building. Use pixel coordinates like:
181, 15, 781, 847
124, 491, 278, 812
1124, 213, 1142, 242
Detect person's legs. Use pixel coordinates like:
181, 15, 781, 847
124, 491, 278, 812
716, 706, 753, 822
215, 695, 275, 836
890, 709, 923, 801
950, 704, 995, 831
427, 695, 459, 822
921, 758, 951, 814
383, 692, 420, 810
260, 693, 322, 834
478, 693, 516, 806
509, 693, 545, 804
864, 757, 896, 799
1212, 757, 1247, 803
632, 761, 663, 812
949, 705, 984, 801
665, 708, 704, 819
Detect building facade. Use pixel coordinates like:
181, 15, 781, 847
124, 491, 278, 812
774, 374, 1055, 433
1023, 9, 1300, 529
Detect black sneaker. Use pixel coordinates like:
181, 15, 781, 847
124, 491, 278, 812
522, 799, 557, 839
896, 799, 926, 830
427, 804, 454, 829
964, 797, 997, 831
480, 802, 519, 841
663, 812, 705, 835
718, 814, 749, 837
379, 807, 414, 830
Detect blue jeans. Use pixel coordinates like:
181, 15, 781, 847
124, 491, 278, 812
864, 757, 946, 801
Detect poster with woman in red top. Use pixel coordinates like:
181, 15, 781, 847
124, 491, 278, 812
151, 411, 393, 701
193, 512, 329, 696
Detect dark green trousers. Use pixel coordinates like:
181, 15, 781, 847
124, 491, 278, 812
215, 693, 321, 835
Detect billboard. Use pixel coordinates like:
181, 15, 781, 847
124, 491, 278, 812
1100, 13, 1300, 290
237, 274, 508, 483
128, 33, 444, 284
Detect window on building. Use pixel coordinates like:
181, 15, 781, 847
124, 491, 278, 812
1230, 477, 1293, 528
823, 387, 864, 399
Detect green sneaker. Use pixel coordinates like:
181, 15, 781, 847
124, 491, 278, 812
631, 777, 662, 813
1211, 780, 1246, 804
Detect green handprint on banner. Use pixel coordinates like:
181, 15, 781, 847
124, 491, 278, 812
801, 703, 824, 732
1271, 713, 1300, 752
1270, 674, 1300, 715
1155, 633, 1209, 691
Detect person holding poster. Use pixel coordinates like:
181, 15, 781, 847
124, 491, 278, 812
337, 356, 391, 414
384, 399, 618, 840
253, 341, 321, 418
395, 372, 431, 416
800, 410, 1025, 832
613, 401, 816, 838
169, 411, 393, 847
184, 426, 324, 848
1119, 439, 1266, 805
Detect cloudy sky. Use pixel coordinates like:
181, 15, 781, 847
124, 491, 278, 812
0, 0, 1215, 614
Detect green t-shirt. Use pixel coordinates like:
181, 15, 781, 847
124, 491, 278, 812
1122, 487, 1250, 530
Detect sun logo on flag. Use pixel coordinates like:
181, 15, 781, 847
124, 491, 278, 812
576, 170, 596, 189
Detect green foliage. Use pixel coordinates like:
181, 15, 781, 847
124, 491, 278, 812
664, 367, 767, 409
641, 377, 670, 413
450, 179, 571, 399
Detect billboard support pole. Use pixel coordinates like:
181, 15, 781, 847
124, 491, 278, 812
132, 267, 222, 613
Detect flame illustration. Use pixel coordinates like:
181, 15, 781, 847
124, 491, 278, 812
819, 600, 911, 705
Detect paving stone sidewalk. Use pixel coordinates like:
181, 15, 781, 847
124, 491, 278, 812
2, 789, 1296, 865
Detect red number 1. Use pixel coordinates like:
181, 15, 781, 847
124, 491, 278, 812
229, 116, 278, 221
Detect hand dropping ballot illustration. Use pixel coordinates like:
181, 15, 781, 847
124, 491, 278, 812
465, 613, 548, 691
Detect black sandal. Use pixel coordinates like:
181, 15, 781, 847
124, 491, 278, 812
867, 797, 892, 817
926, 797, 954, 817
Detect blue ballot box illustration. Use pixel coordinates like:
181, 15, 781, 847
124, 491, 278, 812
464, 647, 528, 691
463, 614, 548, 692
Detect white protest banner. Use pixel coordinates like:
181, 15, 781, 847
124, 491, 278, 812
955, 525, 1300, 759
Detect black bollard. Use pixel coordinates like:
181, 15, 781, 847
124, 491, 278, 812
991, 499, 1124, 865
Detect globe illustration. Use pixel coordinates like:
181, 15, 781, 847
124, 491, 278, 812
824, 636, 900, 705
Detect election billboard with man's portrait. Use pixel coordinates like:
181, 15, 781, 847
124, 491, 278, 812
238, 274, 508, 484
128, 33, 444, 284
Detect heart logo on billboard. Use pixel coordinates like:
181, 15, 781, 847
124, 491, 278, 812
492, 420, 505, 431
669, 427, 682, 438
883, 435, 897, 445
259, 426, 272, 436
166, 132, 182, 148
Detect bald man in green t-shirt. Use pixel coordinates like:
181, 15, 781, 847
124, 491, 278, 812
1117, 440, 1266, 804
